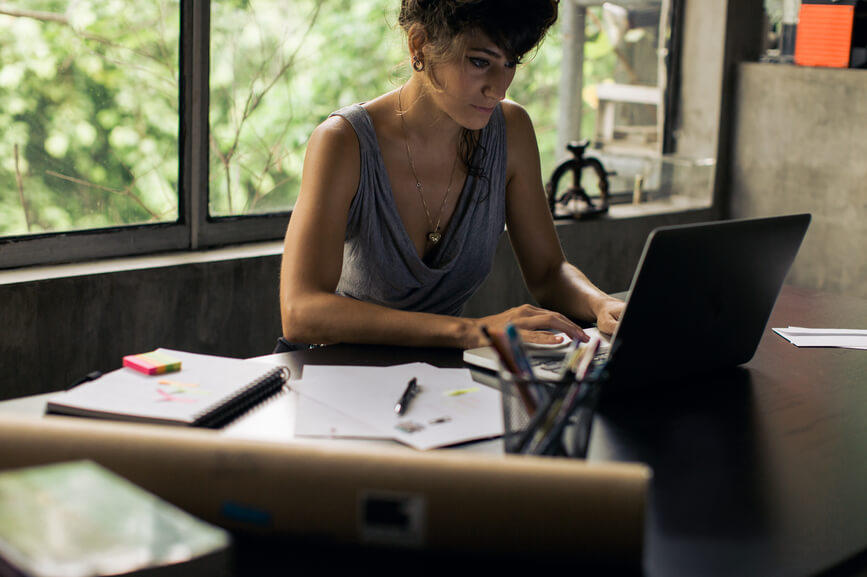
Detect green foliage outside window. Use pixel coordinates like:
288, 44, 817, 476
208, 0, 407, 216
0, 1, 181, 236
0, 0, 615, 237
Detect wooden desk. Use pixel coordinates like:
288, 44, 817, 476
254, 285, 867, 577
1, 286, 864, 576
589, 285, 867, 576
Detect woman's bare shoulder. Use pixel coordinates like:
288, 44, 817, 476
301, 114, 362, 207
500, 99, 540, 181
500, 99, 534, 133
309, 113, 359, 156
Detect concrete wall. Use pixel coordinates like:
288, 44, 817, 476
0, 252, 284, 400
0, 209, 712, 401
729, 63, 867, 298
677, 0, 726, 161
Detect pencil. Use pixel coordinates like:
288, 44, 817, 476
481, 326, 538, 417
481, 326, 520, 374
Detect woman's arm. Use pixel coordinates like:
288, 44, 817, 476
280, 116, 480, 348
501, 101, 624, 335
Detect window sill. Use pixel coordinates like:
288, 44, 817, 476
553, 195, 712, 225
2, 197, 712, 287
0, 241, 284, 286
607, 195, 712, 218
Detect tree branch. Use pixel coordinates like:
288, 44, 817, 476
217, 1, 323, 214
45, 170, 161, 220
0, 6, 69, 25
14, 144, 31, 232
1, 6, 176, 90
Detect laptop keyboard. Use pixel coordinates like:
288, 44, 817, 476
529, 346, 610, 381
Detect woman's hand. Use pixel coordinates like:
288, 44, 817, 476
468, 295, 625, 349
592, 297, 625, 335
471, 304, 590, 349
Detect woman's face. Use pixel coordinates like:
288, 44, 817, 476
426, 30, 518, 130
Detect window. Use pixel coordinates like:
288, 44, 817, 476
0, 2, 181, 237
551, 1, 713, 210
207, 0, 405, 217
0, 0, 691, 269
762, 0, 802, 63
0, 1, 186, 267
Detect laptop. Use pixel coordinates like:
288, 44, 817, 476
464, 213, 811, 397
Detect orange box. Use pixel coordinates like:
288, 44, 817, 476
795, 2, 856, 68
795, 2, 855, 68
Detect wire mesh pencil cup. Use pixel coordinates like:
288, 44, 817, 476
500, 371, 600, 457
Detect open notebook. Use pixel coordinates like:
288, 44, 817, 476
46, 349, 289, 428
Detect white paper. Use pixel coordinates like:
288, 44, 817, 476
294, 394, 384, 439
290, 363, 503, 450
773, 327, 867, 350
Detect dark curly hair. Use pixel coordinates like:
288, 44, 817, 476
398, 0, 560, 65
398, 1, 559, 180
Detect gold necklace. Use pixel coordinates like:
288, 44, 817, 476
398, 87, 459, 245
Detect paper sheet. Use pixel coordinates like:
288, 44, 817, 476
290, 363, 503, 450
294, 395, 383, 439
773, 326, 867, 349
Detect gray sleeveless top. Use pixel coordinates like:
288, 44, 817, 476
331, 103, 507, 317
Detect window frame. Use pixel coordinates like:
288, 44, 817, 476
558, 0, 683, 155
189, 0, 291, 250
0, 0, 685, 269
0, 0, 290, 269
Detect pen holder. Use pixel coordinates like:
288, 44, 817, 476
499, 373, 599, 458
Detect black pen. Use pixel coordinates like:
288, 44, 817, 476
394, 377, 419, 416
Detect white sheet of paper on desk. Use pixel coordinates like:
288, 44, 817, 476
294, 394, 384, 439
773, 326, 867, 349
290, 363, 503, 450
294, 362, 430, 442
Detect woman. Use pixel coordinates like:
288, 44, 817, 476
280, 0, 623, 350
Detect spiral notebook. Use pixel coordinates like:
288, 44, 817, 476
46, 349, 289, 428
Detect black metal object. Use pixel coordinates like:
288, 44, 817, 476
546, 140, 611, 220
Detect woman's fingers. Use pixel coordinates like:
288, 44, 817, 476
481, 305, 589, 345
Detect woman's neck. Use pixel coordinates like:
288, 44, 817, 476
397, 79, 464, 149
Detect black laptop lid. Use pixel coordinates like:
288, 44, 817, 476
603, 213, 811, 395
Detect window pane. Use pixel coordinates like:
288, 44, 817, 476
209, 0, 400, 217
207, 0, 566, 218
586, 2, 664, 156
763, 0, 801, 63
504, 16, 563, 184
0, 1, 181, 237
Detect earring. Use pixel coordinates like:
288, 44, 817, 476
412, 55, 425, 72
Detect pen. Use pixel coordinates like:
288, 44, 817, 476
530, 381, 593, 456
394, 377, 419, 416
482, 325, 538, 417
505, 323, 535, 380
481, 325, 521, 374
573, 335, 600, 381
568, 335, 599, 382
556, 339, 581, 381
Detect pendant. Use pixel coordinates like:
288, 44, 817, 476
427, 231, 442, 244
